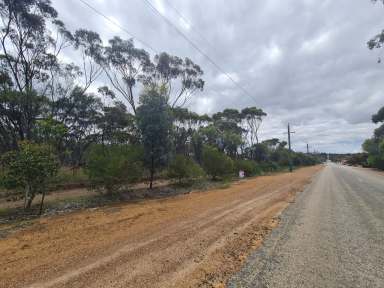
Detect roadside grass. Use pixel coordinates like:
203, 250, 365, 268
0, 207, 10, 218
0, 165, 309, 229
0, 177, 233, 225
49, 167, 89, 190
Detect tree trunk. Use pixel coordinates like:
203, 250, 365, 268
39, 190, 46, 215
128, 85, 136, 115
23, 187, 28, 210
26, 195, 34, 210
149, 154, 154, 189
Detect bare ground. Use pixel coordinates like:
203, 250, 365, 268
0, 166, 321, 288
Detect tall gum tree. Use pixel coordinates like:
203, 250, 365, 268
0, 0, 72, 93
0, 0, 73, 145
241, 107, 267, 146
103, 37, 152, 114
136, 85, 172, 189
153, 52, 204, 108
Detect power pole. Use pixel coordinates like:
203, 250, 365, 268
306, 143, 309, 154
287, 123, 295, 172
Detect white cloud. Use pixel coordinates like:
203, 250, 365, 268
178, 17, 191, 30
301, 31, 332, 53
267, 43, 282, 63
104, 15, 122, 33
154, 0, 166, 15
214, 73, 240, 87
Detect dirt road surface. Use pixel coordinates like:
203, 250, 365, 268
0, 166, 320, 288
229, 163, 384, 288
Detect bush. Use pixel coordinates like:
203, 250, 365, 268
259, 161, 280, 172
1, 141, 59, 212
293, 152, 320, 167
367, 154, 384, 170
345, 153, 368, 167
234, 159, 262, 177
85, 145, 143, 194
168, 155, 205, 183
50, 167, 88, 189
202, 146, 234, 180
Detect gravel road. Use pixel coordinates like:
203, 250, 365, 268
228, 163, 384, 288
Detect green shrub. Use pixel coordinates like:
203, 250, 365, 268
367, 154, 384, 170
168, 155, 205, 183
202, 146, 234, 180
259, 161, 280, 172
234, 159, 262, 177
50, 167, 88, 188
85, 145, 143, 194
291, 152, 320, 167
1, 141, 59, 212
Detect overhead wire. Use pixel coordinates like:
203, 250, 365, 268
78, 0, 159, 54
76, 0, 252, 111
140, 0, 259, 106
160, 0, 251, 110
161, 0, 217, 52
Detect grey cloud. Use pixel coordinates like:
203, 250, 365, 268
51, 0, 384, 153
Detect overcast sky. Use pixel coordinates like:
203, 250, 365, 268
51, 0, 384, 153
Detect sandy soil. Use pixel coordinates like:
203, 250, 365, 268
0, 166, 321, 288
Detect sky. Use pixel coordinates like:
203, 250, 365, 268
51, 0, 384, 153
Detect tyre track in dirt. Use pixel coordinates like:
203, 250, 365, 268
0, 166, 321, 288
29, 181, 294, 288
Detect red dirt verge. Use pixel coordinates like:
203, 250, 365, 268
0, 166, 322, 288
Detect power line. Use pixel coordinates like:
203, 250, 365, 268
161, 0, 217, 52
77, 0, 158, 54
140, 0, 259, 106
75, 0, 254, 112
159, 1, 254, 110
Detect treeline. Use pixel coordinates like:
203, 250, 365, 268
0, 0, 320, 213
362, 106, 384, 169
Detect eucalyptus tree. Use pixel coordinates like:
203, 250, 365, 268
368, 0, 384, 54
372, 106, 384, 127
98, 101, 137, 145
0, 0, 72, 93
199, 124, 221, 147
153, 52, 204, 107
33, 116, 67, 152
136, 85, 172, 189
54, 86, 103, 166
73, 29, 104, 93
43, 21, 75, 106
0, 89, 48, 151
211, 108, 245, 156
171, 107, 204, 155
45, 63, 81, 115
0, 0, 74, 144
103, 37, 152, 114
213, 109, 243, 135
262, 138, 280, 150
241, 107, 267, 145
363, 106, 384, 170
171, 107, 191, 154
1, 141, 59, 212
